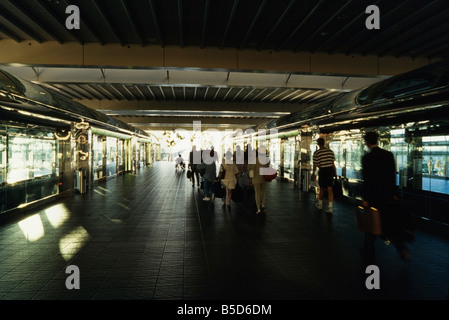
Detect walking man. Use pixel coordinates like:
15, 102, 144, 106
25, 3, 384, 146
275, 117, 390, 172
361, 131, 410, 261
311, 137, 337, 214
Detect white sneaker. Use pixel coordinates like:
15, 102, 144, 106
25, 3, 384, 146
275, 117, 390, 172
203, 197, 210, 201
315, 203, 322, 210
325, 207, 333, 214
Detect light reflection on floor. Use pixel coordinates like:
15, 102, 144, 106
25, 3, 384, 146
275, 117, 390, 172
17, 202, 90, 260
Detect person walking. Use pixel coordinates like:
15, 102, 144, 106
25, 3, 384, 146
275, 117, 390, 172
361, 131, 410, 261
198, 149, 217, 202
175, 153, 185, 171
218, 151, 239, 208
248, 146, 269, 215
189, 145, 201, 187
311, 137, 337, 214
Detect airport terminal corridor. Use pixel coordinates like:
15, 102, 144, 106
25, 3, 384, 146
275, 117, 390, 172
0, 161, 448, 300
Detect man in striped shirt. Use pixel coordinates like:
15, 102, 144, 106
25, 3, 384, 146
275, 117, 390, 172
311, 138, 337, 214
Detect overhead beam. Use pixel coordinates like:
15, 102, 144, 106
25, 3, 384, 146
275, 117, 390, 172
177, 0, 184, 48
276, 0, 325, 51
9, 0, 65, 44
258, 0, 295, 51
0, 40, 434, 76
117, 116, 267, 126
0, 4, 44, 43
239, 0, 267, 50
220, 0, 239, 49
295, 0, 352, 52
120, 0, 144, 46
78, 99, 305, 114
200, 0, 210, 49
313, 0, 381, 53
92, 0, 123, 45
359, 0, 441, 56
148, 0, 163, 46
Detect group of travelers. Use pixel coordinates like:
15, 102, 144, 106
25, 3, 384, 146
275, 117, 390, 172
176, 131, 412, 260
181, 144, 270, 215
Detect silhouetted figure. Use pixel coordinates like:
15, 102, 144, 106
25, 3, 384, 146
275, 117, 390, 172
189, 146, 201, 187
198, 149, 217, 201
361, 131, 410, 261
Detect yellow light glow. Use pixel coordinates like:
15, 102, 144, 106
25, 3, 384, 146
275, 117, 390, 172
18, 214, 45, 242
59, 226, 90, 261
45, 204, 71, 229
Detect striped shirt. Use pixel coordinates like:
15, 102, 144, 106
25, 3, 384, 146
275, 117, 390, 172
313, 148, 335, 168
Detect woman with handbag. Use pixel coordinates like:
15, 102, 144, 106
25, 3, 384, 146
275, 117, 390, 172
218, 151, 239, 208
247, 147, 269, 215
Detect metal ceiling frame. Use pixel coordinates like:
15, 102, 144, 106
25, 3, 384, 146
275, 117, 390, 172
0, 0, 447, 58
1, 0, 447, 132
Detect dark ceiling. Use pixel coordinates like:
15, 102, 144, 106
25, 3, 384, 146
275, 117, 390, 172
1, 0, 448, 132
1, 0, 448, 58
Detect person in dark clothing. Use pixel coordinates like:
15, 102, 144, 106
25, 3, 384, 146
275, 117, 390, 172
361, 131, 410, 261
189, 145, 201, 187
197, 149, 217, 201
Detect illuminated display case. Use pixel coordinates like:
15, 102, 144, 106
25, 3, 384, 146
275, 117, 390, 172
0, 124, 59, 213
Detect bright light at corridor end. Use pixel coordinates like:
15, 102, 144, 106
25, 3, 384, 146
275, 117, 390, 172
148, 120, 279, 149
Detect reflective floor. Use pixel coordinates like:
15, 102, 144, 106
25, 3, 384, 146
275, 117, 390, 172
0, 161, 448, 300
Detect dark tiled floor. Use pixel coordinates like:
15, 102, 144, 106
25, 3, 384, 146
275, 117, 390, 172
1, 161, 448, 300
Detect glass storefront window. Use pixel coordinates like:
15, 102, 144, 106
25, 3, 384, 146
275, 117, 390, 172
329, 140, 343, 176
269, 139, 281, 170
1, 125, 59, 214
106, 137, 117, 176
118, 140, 124, 172
283, 137, 295, 178
327, 131, 364, 181
92, 135, 104, 180
345, 140, 364, 180
0, 135, 5, 184
421, 135, 449, 194
390, 130, 408, 187
7, 135, 56, 183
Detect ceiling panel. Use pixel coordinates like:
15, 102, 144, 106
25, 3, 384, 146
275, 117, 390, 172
2, 0, 446, 131
0, 0, 447, 57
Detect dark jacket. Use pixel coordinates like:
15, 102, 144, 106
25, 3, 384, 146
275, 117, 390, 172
189, 149, 201, 171
361, 146, 396, 208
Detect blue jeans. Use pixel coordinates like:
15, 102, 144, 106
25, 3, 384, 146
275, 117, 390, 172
204, 179, 213, 198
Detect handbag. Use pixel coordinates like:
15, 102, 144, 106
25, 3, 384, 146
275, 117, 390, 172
238, 172, 251, 187
212, 181, 226, 198
355, 204, 382, 235
186, 169, 192, 179
219, 164, 226, 179
332, 177, 343, 199
263, 166, 277, 182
